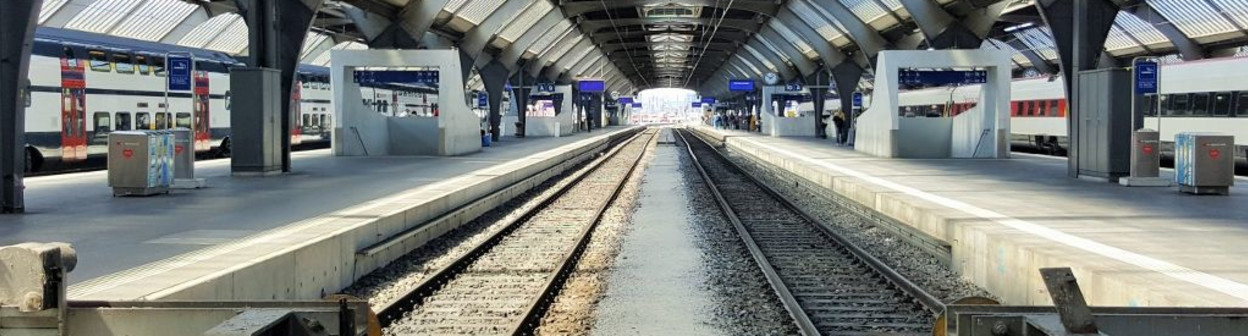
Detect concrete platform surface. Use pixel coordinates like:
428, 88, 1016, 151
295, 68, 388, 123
692, 126, 1248, 308
592, 139, 718, 336
0, 128, 635, 290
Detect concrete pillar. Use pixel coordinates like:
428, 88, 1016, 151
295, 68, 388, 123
831, 62, 865, 132
0, 0, 39, 213
480, 62, 509, 141
1036, 0, 1119, 177
238, 0, 323, 173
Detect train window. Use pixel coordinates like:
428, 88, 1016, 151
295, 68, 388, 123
1191, 93, 1210, 116
153, 56, 166, 77
137, 113, 151, 129
321, 115, 329, 127
1169, 94, 1189, 116
64, 47, 79, 68
176, 113, 192, 128
1047, 100, 1059, 117
135, 55, 150, 75
93, 112, 111, 133
302, 114, 311, 128
115, 112, 132, 131
155, 113, 169, 129
1237, 92, 1248, 117
88, 50, 111, 72
1212, 92, 1232, 116
113, 53, 134, 74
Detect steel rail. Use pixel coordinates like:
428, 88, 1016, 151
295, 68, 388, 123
676, 129, 821, 336
373, 128, 651, 326
509, 129, 658, 335
678, 128, 946, 319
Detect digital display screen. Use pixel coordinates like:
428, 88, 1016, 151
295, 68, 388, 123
618, 97, 633, 105
729, 80, 755, 92
578, 80, 606, 93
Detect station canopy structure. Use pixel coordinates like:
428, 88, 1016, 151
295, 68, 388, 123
33, 0, 1248, 97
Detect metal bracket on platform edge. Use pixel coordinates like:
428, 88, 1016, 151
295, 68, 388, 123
937, 267, 1248, 336
1, 242, 375, 336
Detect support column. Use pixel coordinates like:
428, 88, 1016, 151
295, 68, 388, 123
1036, 0, 1119, 177
811, 86, 828, 139
480, 62, 509, 141
831, 62, 865, 134
238, 0, 323, 173
0, 0, 39, 213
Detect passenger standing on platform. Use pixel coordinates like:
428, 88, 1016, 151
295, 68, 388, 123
832, 111, 847, 145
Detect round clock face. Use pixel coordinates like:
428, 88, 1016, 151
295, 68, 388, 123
763, 72, 780, 85
610, 91, 620, 100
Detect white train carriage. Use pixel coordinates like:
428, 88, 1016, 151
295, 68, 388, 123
804, 56, 1248, 162
24, 27, 333, 172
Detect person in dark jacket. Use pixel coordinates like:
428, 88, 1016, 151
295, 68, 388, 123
832, 111, 847, 145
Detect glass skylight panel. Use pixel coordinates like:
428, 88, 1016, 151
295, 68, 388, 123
742, 44, 777, 70
300, 32, 330, 59
541, 33, 583, 63
1148, 0, 1237, 38
203, 17, 249, 54
526, 19, 570, 55
839, 0, 889, 23
1209, 0, 1248, 28
757, 36, 791, 62
64, 0, 144, 33
790, 0, 843, 41
38, 0, 71, 24
457, 0, 506, 26
110, 0, 198, 41
1116, 11, 1170, 45
178, 13, 239, 49
1016, 27, 1059, 60
498, 0, 548, 42
1104, 25, 1141, 51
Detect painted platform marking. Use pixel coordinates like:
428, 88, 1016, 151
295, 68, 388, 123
746, 138, 1248, 304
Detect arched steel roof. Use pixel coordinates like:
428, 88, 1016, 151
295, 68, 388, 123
33, 0, 1248, 95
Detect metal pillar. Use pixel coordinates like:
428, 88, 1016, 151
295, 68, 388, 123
238, 0, 322, 173
1037, 0, 1119, 177
0, 0, 39, 213
479, 62, 509, 142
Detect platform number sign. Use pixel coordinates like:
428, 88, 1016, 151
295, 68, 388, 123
477, 92, 489, 108
537, 83, 556, 93
167, 55, 193, 91
852, 92, 863, 108
785, 82, 803, 92
1134, 59, 1159, 95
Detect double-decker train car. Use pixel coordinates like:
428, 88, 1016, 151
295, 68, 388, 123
809, 56, 1248, 165
24, 27, 332, 173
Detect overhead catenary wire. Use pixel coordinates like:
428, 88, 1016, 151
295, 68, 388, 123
600, 0, 651, 88
684, 0, 735, 88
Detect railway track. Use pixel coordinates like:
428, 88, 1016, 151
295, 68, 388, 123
374, 128, 656, 335
676, 128, 944, 335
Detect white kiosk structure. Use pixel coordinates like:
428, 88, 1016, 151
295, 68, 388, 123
331, 49, 481, 156
760, 85, 818, 137
854, 50, 1011, 158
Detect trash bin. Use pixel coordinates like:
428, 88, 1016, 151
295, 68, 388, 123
1175, 132, 1235, 195
108, 131, 174, 196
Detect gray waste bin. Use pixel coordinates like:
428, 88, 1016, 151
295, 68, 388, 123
1175, 132, 1235, 195
108, 131, 174, 196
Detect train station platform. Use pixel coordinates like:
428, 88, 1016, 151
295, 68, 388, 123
689, 126, 1248, 308
0, 126, 639, 301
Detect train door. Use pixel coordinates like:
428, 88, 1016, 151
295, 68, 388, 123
291, 80, 303, 145
193, 70, 211, 151
60, 50, 88, 162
